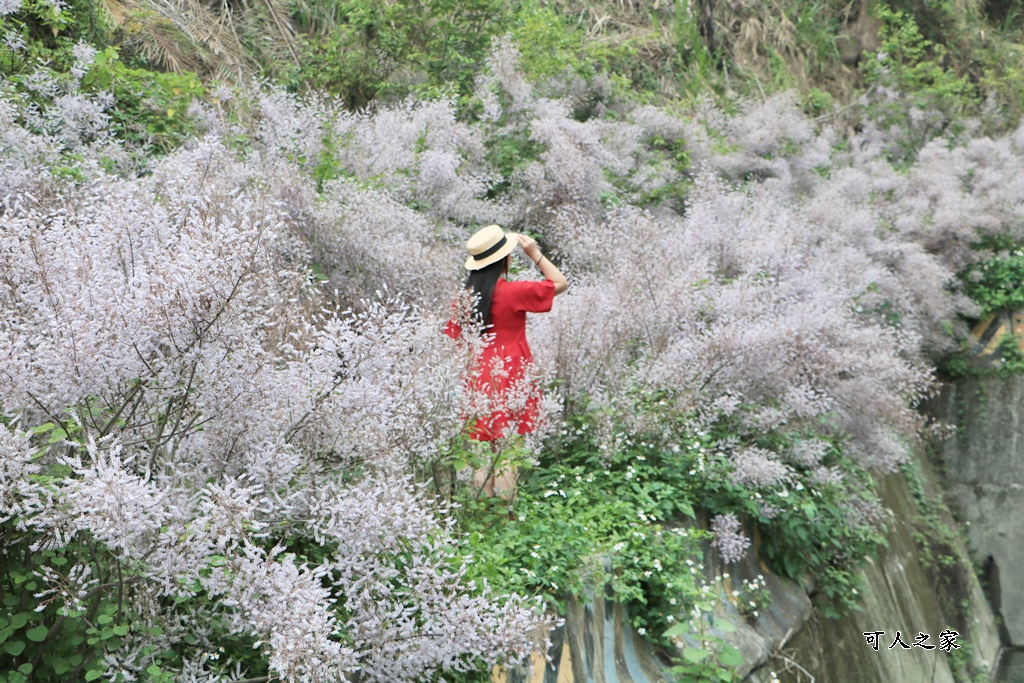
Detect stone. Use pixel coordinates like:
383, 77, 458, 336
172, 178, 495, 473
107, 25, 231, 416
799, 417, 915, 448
932, 375, 1024, 646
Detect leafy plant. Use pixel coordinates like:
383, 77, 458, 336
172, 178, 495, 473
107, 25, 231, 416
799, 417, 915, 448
287, 0, 511, 108
861, 5, 974, 155
81, 47, 206, 153
961, 239, 1024, 315
666, 611, 744, 683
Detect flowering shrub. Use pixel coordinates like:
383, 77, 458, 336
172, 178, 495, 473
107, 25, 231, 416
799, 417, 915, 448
710, 513, 750, 564
0, 2, 207, 166
462, 395, 888, 656
0, 135, 551, 681
9, 24, 1024, 680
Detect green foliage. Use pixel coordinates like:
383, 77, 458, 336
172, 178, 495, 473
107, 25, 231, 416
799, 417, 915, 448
509, 2, 590, 83
0, 0, 111, 56
626, 133, 693, 208
995, 331, 1024, 372
942, 236, 1024, 377
1, 3, 205, 160
709, 430, 887, 617
82, 47, 207, 153
456, 423, 710, 636
961, 239, 1024, 315
900, 458, 960, 574
666, 613, 744, 683
0, 417, 270, 682
287, 0, 511, 108
283, 0, 729, 110
899, 457, 992, 682
0, 526, 132, 683
482, 127, 545, 197
456, 389, 887, 670
864, 6, 974, 115
801, 87, 834, 117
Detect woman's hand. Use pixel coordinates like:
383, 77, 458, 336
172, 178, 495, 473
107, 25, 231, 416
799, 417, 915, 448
514, 233, 568, 296
515, 233, 542, 263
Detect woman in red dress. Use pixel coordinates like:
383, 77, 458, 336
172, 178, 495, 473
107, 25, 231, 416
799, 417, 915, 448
445, 225, 568, 495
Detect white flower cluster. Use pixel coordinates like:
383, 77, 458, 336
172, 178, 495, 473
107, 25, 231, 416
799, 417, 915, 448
711, 513, 751, 565
0, 130, 550, 680
10, 33, 1024, 678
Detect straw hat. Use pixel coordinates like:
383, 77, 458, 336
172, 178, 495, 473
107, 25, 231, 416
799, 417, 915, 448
464, 225, 518, 270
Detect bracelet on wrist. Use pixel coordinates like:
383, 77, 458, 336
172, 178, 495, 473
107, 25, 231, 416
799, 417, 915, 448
534, 254, 544, 266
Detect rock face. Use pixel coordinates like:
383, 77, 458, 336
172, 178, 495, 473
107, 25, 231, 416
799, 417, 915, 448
495, 550, 814, 683
933, 375, 1024, 645
497, 440, 1002, 682
495, 540, 815, 683
492, 593, 673, 683
748, 470, 1000, 683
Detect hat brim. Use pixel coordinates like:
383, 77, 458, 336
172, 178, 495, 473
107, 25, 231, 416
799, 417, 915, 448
464, 233, 518, 270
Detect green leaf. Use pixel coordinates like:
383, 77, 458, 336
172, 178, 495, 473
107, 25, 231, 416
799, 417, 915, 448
25, 625, 48, 642
3, 640, 25, 656
51, 657, 70, 675
112, 624, 129, 636
664, 622, 689, 638
718, 644, 743, 667
9, 613, 29, 630
96, 613, 113, 625
47, 428, 67, 443
16, 664, 31, 676
85, 670, 103, 681
146, 664, 162, 676
683, 647, 710, 663
713, 618, 737, 633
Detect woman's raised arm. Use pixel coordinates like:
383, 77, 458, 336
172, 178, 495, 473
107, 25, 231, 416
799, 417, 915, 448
515, 234, 568, 295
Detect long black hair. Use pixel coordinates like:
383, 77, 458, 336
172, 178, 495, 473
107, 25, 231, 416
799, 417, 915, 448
464, 256, 508, 329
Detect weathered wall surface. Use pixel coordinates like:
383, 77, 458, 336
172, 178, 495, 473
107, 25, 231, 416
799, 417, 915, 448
498, 443, 1001, 683
931, 375, 1024, 646
495, 543, 814, 683
748, 468, 1000, 682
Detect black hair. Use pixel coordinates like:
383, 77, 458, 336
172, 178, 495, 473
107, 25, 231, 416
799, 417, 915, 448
463, 256, 508, 329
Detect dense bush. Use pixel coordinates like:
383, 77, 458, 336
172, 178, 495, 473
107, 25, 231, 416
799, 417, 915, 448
10, 12, 1024, 679
0, 4, 207, 162
0, 131, 550, 681
287, 0, 511, 108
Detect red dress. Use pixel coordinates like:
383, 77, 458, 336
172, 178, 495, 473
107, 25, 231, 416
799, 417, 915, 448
445, 278, 556, 441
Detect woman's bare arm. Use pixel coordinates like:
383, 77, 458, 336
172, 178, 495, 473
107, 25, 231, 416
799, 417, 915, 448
515, 234, 568, 295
